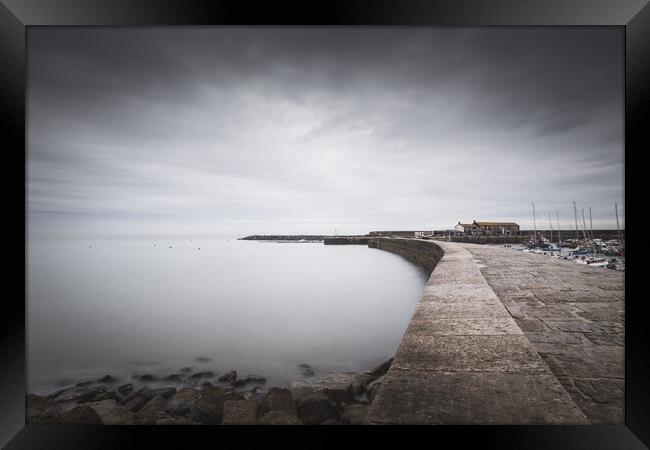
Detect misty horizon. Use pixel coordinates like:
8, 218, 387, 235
27, 27, 624, 239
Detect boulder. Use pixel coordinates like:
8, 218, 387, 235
179, 367, 193, 373
138, 387, 177, 401
87, 399, 119, 418
234, 375, 266, 388
317, 372, 371, 403
134, 374, 158, 382
163, 374, 183, 383
123, 394, 148, 412
259, 410, 302, 425
118, 383, 134, 395
217, 370, 237, 384
196, 386, 225, 424
321, 419, 340, 425
188, 371, 214, 380
26, 394, 62, 424
55, 405, 103, 424
296, 393, 339, 425
260, 387, 295, 415
97, 375, 117, 384
166, 388, 199, 418
76, 386, 109, 403
102, 406, 139, 425
367, 358, 393, 379
156, 417, 202, 425
222, 399, 258, 425
288, 381, 322, 402
224, 390, 246, 401
299, 364, 315, 377
365, 378, 383, 402
341, 404, 368, 425
136, 395, 169, 424
48, 387, 83, 402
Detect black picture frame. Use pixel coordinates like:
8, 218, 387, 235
2, 0, 648, 448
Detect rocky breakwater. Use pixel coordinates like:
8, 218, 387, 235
26, 360, 393, 425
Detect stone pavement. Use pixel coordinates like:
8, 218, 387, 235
367, 241, 589, 424
460, 243, 624, 424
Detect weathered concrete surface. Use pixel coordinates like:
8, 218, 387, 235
460, 243, 624, 424
367, 239, 589, 425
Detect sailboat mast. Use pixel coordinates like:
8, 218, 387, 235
589, 206, 593, 240
532, 202, 537, 243
581, 208, 588, 240
548, 212, 553, 243
615, 203, 621, 242
573, 201, 579, 240
556, 210, 561, 244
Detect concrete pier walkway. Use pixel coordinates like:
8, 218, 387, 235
367, 239, 623, 425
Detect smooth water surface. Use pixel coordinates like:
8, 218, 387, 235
27, 238, 428, 392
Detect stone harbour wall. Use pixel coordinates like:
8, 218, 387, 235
367, 238, 590, 424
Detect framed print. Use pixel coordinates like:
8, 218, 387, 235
1, 0, 648, 448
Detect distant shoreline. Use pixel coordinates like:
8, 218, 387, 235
239, 234, 369, 241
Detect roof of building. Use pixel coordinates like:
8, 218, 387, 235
473, 221, 519, 226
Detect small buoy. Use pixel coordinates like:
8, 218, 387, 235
198, 247, 200, 250
169, 246, 172, 248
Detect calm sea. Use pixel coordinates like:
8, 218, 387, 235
27, 237, 428, 393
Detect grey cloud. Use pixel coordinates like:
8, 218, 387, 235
27, 27, 624, 237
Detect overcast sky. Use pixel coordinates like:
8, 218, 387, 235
27, 27, 624, 238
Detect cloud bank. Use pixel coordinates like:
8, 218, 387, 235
27, 27, 624, 237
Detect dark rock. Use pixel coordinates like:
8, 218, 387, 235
163, 374, 183, 383
138, 387, 177, 401
299, 364, 315, 377
97, 375, 117, 384
196, 357, 211, 362
365, 377, 383, 402
166, 388, 199, 419
102, 406, 139, 425
87, 399, 119, 419
224, 390, 245, 401
48, 387, 89, 403
234, 375, 266, 388
134, 374, 158, 382
317, 372, 373, 403
259, 410, 302, 425
321, 419, 340, 425
156, 417, 202, 425
341, 404, 368, 425
196, 386, 225, 424
179, 367, 193, 373
217, 370, 237, 384
75, 381, 94, 388
288, 381, 322, 402
296, 393, 339, 425
188, 371, 214, 380
123, 395, 148, 412
367, 358, 393, 379
55, 405, 103, 425
89, 391, 121, 403
118, 383, 134, 395
26, 394, 63, 424
137, 395, 169, 424
77, 386, 108, 403
242, 386, 267, 403
222, 399, 258, 425
260, 387, 295, 415
201, 381, 213, 388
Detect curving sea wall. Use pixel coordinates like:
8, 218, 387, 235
368, 237, 444, 274
366, 238, 589, 424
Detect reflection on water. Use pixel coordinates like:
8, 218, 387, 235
27, 238, 428, 393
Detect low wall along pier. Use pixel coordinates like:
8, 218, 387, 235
365, 238, 624, 425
